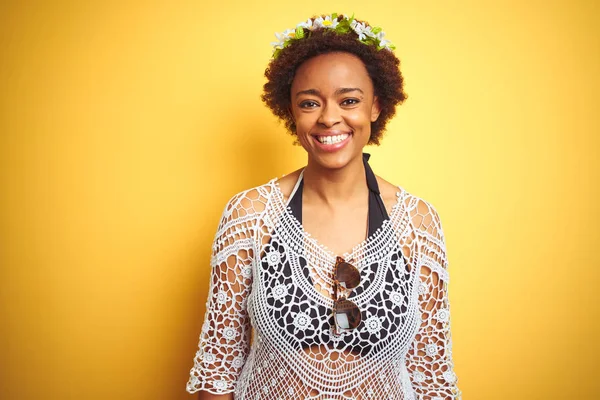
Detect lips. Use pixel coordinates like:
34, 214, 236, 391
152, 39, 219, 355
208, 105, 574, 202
312, 131, 352, 152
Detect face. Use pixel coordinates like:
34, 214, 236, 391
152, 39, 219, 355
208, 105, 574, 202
290, 52, 381, 170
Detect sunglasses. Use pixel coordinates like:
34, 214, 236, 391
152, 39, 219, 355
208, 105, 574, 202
332, 256, 361, 335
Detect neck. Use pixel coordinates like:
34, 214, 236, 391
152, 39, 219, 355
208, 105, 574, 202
302, 154, 368, 206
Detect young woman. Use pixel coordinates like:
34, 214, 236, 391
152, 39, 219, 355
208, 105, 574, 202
186, 14, 461, 400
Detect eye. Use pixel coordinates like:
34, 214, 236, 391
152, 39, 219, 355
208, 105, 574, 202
299, 100, 319, 109
341, 98, 360, 106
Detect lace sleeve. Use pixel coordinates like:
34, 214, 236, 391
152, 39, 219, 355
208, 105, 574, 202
405, 199, 461, 399
186, 191, 259, 395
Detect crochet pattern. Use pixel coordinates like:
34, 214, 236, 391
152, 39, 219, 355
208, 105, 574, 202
186, 178, 461, 399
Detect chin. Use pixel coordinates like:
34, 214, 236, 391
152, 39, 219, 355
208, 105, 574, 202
309, 148, 362, 171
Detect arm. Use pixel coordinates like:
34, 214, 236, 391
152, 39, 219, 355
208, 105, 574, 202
405, 199, 461, 399
186, 191, 259, 397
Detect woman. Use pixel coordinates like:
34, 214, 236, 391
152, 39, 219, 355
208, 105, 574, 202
186, 14, 461, 400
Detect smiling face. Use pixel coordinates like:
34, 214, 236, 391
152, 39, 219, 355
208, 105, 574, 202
290, 52, 381, 170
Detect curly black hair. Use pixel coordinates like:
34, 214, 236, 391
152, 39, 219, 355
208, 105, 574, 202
262, 16, 407, 145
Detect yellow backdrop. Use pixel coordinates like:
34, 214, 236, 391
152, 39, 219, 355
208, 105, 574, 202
1, 0, 598, 399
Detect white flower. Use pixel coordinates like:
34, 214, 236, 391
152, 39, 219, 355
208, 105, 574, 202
443, 370, 457, 384
216, 290, 229, 305
412, 371, 426, 383
313, 16, 326, 29
298, 18, 315, 31
350, 20, 363, 39
187, 374, 199, 388
293, 311, 312, 331
271, 283, 288, 300
232, 356, 245, 368
436, 308, 450, 323
270, 29, 296, 50
282, 28, 296, 38
263, 385, 269, 394
389, 290, 405, 307
202, 352, 216, 364
266, 249, 281, 267
213, 379, 228, 391
215, 251, 226, 264
312, 15, 339, 30
366, 388, 374, 397
321, 15, 339, 29
425, 343, 438, 356
270, 32, 287, 49
417, 282, 428, 295
222, 326, 238, 341
241, 265, 252, 279
365, 316, 383, 334
376, 31, 392, 49
362, 25, 375, 38
351, 21, 374, 40
273, 284, 288, 300
288, 387, 295, 395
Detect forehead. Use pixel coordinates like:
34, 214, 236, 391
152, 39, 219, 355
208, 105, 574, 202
291, 52, 373, 94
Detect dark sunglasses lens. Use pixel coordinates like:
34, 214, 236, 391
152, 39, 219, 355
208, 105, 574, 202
334, 299, 361, 330
336, 262, 360, 289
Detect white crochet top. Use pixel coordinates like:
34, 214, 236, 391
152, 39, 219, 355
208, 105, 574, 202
186, 177, 461, 399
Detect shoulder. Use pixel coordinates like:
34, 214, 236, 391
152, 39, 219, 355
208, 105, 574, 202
376, 174, 444, 238
274, 167, 304, 202
404, 190, 445, 240
219, 179, 279, 222
375, 175, 403, 215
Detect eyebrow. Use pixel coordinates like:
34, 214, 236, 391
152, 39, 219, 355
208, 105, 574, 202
295, 87, 364, 97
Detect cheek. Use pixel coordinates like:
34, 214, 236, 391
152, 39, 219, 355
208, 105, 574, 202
294, 112, 316, 134
293, 114, 315, 148
346, 108, 373, 128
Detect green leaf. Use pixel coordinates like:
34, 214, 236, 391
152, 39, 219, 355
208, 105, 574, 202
295, 26, 304, 39
337, 25, 350, 34
335, 18, 352, 34
332, 13, 338, 19
363, 37, 376, 46
372, 27, 382, 34
348, 13, 355, 24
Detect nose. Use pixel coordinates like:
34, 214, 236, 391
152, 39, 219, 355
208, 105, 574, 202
317, 103, 342, 128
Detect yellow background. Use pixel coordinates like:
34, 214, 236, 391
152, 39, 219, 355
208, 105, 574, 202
1, 0, 598, 399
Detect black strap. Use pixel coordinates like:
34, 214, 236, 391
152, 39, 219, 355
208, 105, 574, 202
288, 153, 389, 238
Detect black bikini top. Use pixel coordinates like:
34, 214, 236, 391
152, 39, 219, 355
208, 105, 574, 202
267, 153, 404, 355
286, 152, 390, 235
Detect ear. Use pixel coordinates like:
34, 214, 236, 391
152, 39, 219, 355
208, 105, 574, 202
370, 96, 382, 122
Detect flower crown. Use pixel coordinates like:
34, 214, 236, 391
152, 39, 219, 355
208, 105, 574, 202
271, 13, 395, 59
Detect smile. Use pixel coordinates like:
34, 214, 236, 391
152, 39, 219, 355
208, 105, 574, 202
315, 133, 350, 145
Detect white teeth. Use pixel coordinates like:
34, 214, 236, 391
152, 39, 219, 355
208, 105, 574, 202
316, 133, 349, 145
